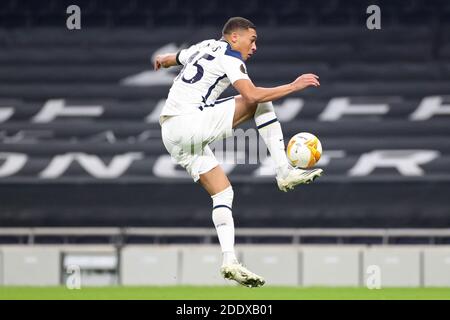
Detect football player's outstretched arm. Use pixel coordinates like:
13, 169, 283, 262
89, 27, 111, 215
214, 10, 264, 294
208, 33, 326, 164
233, 74, 320, 104
154, 53, 178, 70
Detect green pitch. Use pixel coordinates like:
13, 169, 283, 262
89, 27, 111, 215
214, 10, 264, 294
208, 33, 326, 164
1, 286, 449, 300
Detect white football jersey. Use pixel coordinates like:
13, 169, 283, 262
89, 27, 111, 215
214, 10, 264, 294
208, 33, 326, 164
160, 39, 250, 118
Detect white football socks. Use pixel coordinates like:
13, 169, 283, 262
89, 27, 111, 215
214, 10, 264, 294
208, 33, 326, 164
211, 186, 238, 266
254, 102, 290, 178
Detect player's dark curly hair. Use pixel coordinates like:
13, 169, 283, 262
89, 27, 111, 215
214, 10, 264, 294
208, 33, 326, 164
222, 17, 256, 35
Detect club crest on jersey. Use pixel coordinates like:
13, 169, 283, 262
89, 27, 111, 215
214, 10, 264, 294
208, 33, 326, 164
240, 64, 247, 74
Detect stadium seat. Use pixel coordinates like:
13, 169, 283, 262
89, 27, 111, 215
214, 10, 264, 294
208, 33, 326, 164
0, 1, 449, 229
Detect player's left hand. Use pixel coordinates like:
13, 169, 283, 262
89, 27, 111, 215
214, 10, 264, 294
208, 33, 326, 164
291, 73, 320, 91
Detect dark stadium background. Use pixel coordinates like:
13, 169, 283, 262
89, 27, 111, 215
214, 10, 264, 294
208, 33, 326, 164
0, 0, 449, 237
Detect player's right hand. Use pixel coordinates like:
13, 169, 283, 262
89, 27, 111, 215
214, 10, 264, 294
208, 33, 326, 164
154, 55, 163, 71
291, 74, 320, 91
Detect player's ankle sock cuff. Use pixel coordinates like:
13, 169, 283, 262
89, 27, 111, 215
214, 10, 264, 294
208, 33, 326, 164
276, 164, 290, 179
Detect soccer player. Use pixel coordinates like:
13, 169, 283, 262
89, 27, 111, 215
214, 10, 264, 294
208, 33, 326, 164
155, 17, 322, 287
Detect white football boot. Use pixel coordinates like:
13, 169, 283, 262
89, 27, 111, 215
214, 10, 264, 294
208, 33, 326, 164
276, 167, 323, 192
220, 263, 265, 288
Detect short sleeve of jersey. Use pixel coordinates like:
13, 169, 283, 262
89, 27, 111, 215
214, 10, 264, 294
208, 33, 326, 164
176, 44, 198, 66
220, 55, 250, 84
176, 40, 215, 66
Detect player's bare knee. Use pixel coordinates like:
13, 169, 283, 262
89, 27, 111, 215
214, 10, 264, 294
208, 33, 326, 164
233, 95, 258, 126
236, 95, 258, 112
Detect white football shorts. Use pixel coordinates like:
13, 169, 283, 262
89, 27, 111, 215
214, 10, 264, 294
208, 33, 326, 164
160, 97, 236, 182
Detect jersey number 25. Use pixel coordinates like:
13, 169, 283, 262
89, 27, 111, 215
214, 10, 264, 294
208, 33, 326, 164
178, 52, 215, 84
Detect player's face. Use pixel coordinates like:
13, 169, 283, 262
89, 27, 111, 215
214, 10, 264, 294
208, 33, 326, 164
235, 28, 257, 61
